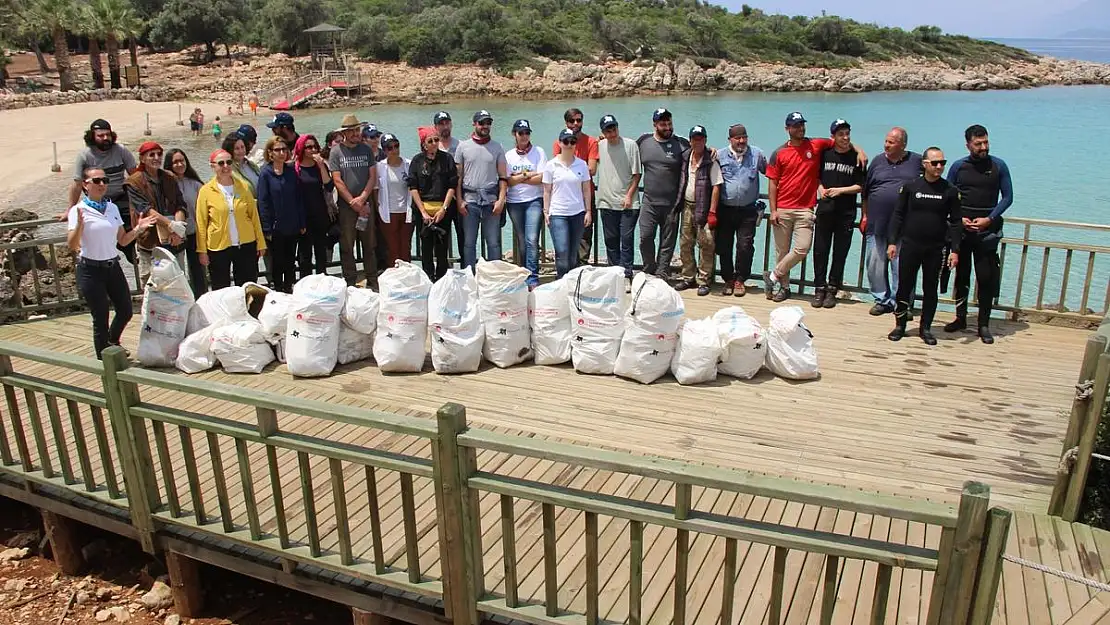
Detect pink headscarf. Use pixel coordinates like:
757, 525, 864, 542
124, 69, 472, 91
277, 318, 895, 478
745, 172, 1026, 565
417, 126, 437, 145
293, 134, 317, 174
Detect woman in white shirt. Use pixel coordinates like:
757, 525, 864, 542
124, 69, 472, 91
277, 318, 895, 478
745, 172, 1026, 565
543, 129, 593, 278
504, 119, 545, 287
164, 148, 206, 297
376, 133, 414, 266
67, 167, 158, 359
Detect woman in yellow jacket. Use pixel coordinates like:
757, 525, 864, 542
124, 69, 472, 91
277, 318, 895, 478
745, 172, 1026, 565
196, 149, 267, 289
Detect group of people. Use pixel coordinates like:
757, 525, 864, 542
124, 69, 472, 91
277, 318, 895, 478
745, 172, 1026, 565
64, 105, 1013, 359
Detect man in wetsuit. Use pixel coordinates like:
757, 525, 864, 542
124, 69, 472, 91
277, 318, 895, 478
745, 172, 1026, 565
943, 125, 1013, 344
886, 147, 962, 345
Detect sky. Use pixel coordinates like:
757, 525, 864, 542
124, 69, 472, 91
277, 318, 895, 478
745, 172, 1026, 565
713, 0, 1089, 38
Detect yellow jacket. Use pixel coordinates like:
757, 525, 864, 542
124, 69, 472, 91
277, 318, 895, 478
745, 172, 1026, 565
195, 177, 267, 253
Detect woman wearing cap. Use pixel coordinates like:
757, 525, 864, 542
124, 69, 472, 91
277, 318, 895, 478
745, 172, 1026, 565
257, 136, 306, 292
67, 167, 158, 359
195, 149, 267, 289
124, 141, 188, 286
293, 134, 335, 278
543, 129, 593, 278
164, 148, 207, 297
409, 126, 457, 280
221, 133, 261, 197
504, 119, 546, 288
375, 133, 414, 266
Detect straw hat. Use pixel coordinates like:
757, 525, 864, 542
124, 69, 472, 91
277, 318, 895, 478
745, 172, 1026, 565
336, 114, 365, 131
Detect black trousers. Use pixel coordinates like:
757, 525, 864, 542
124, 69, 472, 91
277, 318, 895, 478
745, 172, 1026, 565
418, 221, 451, 281
298, 230, 331, 279
76, 260, 133, 358
714, 205, 759, 283
445, 198, 464, 268
952, 216, 1002, 326
812, 204, 856, 289
184, 233, 208, 298
896, 241, 943, 329
638, 202, 680, 277
269, 233, 299, 293
208, 241, 259, 290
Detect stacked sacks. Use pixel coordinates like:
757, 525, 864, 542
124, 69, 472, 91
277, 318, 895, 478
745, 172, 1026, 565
529, 278, 571, 365
286, 275, 347, 377
374, 261, 432, 372
211, 320, 275, 373
176, 285, 255, 373
257, 291, 293, 363
671, 317, 722, 385
766, 306, 819, 380
477, 260, 532, 368
428, 269, 484, 374
566, 266, 627, 375
614, 274, 685, 384
338, 287, 379, 365
713, 307, 767, 380
137, 248, 195, 367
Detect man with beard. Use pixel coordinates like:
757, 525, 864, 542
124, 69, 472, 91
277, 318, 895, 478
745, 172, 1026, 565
455, 109, 508, 270
433, 111, 464, 265
266, 113, 299, 148
637, 108, 689, 279
124, 141, 187, 285
70, 119, 138, 263
944, 124, 1013, 344
329, 114, 378, 287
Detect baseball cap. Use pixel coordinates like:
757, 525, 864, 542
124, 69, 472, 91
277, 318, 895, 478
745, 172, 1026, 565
599, 114, 618, 130
433, 111, 452, 124
652, 108, 672, 122
89, 119, 112, 131
558, 128, 577, 142
785, 112, 807, 126
829, 119, 851, 135
689, 125, 707, 139
266, 112, 295, 129
512, 119, 532, 133
380, 132, 399, 146
362, 124, 382, 138
473, 110, 493, 123
235, 124, 257, 143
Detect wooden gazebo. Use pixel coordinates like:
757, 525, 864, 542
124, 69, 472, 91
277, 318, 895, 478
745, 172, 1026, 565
304, 23, 346, 70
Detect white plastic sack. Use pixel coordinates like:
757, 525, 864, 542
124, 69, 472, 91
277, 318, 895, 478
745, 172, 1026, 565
613, 273, 685, 384
257, 292, 293, 339
286, 275, 347, 377
713, 307, 767, 380
337, 324, 374, 365
428, 269, 484, 374
670, 317, 721, 385
477, 260, 532, 368
273, 337, 286, 363
175, 324, 220, 374
566, 266, 628, 375
342, 287, 380, 334
192, 286, 251, 331
137, 249, 195, 367
374, 261, 432, 372
766, 306, 819, 380
529, 279, 571, 365
212, 320, 275, 374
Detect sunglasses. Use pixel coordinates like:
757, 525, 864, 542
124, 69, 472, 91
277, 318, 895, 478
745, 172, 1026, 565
476, 120, 492, 126
569, 118, 584, 124
304, 144, 319, 151
927, 159, 947, 166
561, 138, 578, 145
424, 137, 440, 144
272, 147, 288, 153
86, 177, 109, 184
212, 160, 233, 167
145, 151, 163, 158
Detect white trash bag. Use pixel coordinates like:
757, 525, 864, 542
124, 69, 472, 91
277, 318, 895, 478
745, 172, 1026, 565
566, 266, 627, 375
337, 324, 374, 365
191, 286, 251, 332
614, 273, 685, 384
670, 317, 721, 385
137, 248, 195, 367
529, 278, 571, 365
428, 269, 484, 374
286, 275, 347, 377
374, 261, 432, 372
477, 259, 532, 368
211, 320, 275, 374
765, 306, 819, 380
257, 292, 293, 340
342, 286, 380, 335
713, 307, 767, 380
175, 323, 220, 374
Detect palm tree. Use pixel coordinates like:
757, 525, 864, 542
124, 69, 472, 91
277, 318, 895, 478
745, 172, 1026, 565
87, 0, 141, 88
30, 0, 79, 91
81, 3, 106, 89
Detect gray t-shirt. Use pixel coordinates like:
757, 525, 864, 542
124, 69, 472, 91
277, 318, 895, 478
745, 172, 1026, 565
454, 139, 506, 206
74, 144, 137, 204
440, 136, 460, 157
328, 143, 374, 208
636, 133, 690, 207
597, 137, 641, 211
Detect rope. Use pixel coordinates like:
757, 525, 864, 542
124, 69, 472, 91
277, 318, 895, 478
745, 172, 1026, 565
1002, 553, 1110, 593
1092, 452, 1110, 463
1059, 447, 1079, 473
1077, 379, 1095, 401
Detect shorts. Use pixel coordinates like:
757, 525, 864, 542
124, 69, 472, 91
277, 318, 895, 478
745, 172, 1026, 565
189, 121, 201, 131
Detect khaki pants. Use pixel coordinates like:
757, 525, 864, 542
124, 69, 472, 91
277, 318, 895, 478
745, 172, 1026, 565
772, 208, 814, 282
679, 201, 716, 286
338, 204, 377, 288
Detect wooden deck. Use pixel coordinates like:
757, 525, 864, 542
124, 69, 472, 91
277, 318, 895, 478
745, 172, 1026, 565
0, 292, 1097, 624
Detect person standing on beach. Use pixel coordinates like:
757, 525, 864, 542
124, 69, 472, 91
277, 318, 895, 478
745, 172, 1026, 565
455, 109, 508, 270
329, 114, 378, 287
125, 141, 188, 286
212, 116, 222, 140
811, 119, 865, 309
70, 119, 138, 264
596, 114, 641, 290
189, 108, 202, 137
944, 124, 1013, 345
674, 125, 722, 296
715, 123, 766, 297
550, 108, 599, 265
164, 148, 207, 297
505, 119, 545, 287
249, 93, 259, 118
861, 127, 921, 316
637, 108, 689, 280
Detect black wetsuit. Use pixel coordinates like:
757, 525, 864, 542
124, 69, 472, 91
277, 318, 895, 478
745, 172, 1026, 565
887, 177, 962, 330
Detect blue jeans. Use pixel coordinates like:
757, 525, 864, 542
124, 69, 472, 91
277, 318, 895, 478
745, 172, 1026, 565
506, 198, 543, 286
462, 202, 504, 270
549, 212, 585, 278
865, 232, 899, 307
601, 208, 637, 278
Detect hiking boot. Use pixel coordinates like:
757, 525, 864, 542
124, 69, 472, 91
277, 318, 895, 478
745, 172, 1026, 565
720, 283, 734, 296
887, 323, 907, 342
823, 286, 838, 308
919, 327, 937, 346
772, 284, 790, 303
944, 317, 967, 333
734, 281, 746, 297
979, 326, 994, 345
811, 287, 826, 308
762, 271, 776, 300
697, 285, 710, 296
870, 303, 894, 316
674, 280, 695, 291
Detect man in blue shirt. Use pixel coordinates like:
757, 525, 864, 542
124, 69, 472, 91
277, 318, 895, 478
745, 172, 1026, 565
714, 124, 766, 296
943, 124, 1014, 344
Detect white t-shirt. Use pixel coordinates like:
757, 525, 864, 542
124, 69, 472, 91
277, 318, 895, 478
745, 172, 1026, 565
220, 184, 240, 246
542, 157, 591, 217
386, 164, 410, 214
684, 157, 724, 203
504, 145, 546, 204
67, 200, 123, 261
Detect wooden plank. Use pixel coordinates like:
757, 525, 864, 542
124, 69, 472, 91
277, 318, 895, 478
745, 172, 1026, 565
1016, 512, 1052, 625
630, 520, 643, 625
1060, 593, 1110, 625
237, 439, 262, 540
770, 546, 788, 625
674, 526, 689, 625
152, 420, 180, 517
400, 471, 421, 582
496, 493, 516, 608
65, 399, 95, 492
366, 465, 386, 574
165, 550, 205, 617
23, 389, 53, 477
89, 406, 120, 498
543, 502, 559, 616
871, 564, 893, 625
44, 394, 74, 483
206, 432, 233, 533
821, 555, 838, 625
179, 425, 205, 524
1034, 512, 1075, 622
298, 450, 321, 557
267, 444, 289, 548
721, 538, 738, 625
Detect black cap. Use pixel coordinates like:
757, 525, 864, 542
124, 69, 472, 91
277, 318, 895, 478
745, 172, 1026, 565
362, 124, 382, 138
433, 111, 451, 124
599, 114, 618, 130
473, 110, 493, 123
380, 133, 399, 146
90, 119, 111, 131
829, 118, 851, 135
266, 112, 295, 129
235, 124, 257, 143
512, 119, 532, 133
652, 108, 672, 122
689, 125, 707, 139
785, 111, 806, 126
558, 128, 577, 142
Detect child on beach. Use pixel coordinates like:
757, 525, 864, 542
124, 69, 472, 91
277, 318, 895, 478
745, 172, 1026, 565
249, 93, 258, 117
212, 116, 222, 139
189, 108, 203, 136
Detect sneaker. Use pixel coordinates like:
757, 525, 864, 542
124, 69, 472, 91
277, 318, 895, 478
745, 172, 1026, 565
811, 287, 826, 308
674, 280, 695, 291
978, 326, 994, 344
919, 328, 937, 346
944, 317, 967, 333
762, 271, 776, 300
734, 282, 746, 297
772, 285, 790, 303
822, 287, 838, 308
720, 283, 734, 296
887, 325, 906, 341
869, 303, 894, 316
697, 285, 710, 296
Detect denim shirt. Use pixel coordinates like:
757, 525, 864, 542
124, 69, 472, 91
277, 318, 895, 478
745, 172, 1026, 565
717, 145, 766, 207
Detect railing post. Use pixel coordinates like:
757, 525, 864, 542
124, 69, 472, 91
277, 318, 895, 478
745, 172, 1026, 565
928, 481, 990, 625
1063, 353, 1110, 521
967, 507, 1012, 625
434, 403, 480, 625
101, 346, 158, 553
1048, 333, 1108, 516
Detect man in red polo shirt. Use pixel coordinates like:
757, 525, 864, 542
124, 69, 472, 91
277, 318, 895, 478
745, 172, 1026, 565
764, 111, 865, 302
553, 108, 599, 264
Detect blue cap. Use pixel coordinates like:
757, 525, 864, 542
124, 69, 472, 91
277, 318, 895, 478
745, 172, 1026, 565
512, 119, 532, 133
266, 112, 294, 129
380, 133, 398, 146
362, 124, 382, 138
473, 110, 493, 123
433, 111, 451, 124
235, 124, 257, 143
558, 128, 577, 142
829, 118, 851, 135
652, 108, 672, 122
689, 125, 707, 139
599, 114, 618, 130
785, 112, 806, 126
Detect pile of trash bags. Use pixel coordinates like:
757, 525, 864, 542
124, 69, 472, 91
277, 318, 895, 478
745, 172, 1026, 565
144, 255, 819, 385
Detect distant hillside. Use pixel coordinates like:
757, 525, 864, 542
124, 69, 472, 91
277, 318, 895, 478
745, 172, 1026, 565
1060, 28, 1110, 39
1035, 0, 1110, 38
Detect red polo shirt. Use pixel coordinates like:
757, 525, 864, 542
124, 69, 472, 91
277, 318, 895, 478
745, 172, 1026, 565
766, 137, 834, 209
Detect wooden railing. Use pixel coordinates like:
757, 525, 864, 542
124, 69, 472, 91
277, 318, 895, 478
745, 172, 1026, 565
0, 341, 1013, 625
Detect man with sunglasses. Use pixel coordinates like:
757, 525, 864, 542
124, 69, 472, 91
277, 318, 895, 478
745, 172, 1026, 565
551, 108, 599, 265
125, 141, 188, 286
455, 110, 508, 269
70, 119, 138, 263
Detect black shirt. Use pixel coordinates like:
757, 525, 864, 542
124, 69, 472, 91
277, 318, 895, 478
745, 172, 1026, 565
888, 177, 963, 247
818, 148, 865, 214
408, 151, 459, 202
295, 163, 334, 233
